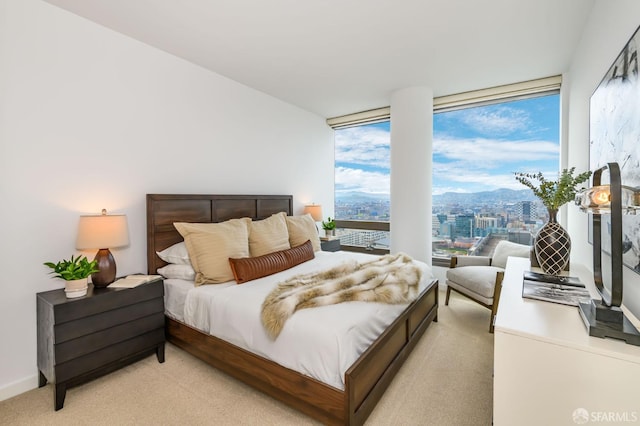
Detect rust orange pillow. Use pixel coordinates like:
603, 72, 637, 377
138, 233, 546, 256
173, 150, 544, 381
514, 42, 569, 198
229, 240, 314, 284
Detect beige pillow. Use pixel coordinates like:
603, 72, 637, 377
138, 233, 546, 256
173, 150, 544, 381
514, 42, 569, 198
174, 218, 251, 285
285, 214, 321, 252
249, 212, 291, 257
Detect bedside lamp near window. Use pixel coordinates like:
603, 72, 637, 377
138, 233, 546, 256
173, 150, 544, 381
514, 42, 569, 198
574, 162, 640, 346
76, 209, 130, 287
303, 204, 323, 222
303, 203, 323, 233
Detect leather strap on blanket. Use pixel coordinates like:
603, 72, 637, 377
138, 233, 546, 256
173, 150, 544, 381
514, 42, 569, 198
261, 253, 422, 339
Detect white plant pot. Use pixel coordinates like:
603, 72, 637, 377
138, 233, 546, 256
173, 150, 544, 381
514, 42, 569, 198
65, 278, 88, 298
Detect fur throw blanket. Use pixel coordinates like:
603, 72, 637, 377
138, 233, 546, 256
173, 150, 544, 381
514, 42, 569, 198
261, 253, 422, 339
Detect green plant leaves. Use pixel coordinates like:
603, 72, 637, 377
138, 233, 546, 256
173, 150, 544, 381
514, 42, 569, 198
514, 167, 592, 210
322, 217, 336, 230
43, 254, 99, 281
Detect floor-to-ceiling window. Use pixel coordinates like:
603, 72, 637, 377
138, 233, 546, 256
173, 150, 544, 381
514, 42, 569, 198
333, 119, 391, 252
329, 77, 561, 259
432, 93, 560, 261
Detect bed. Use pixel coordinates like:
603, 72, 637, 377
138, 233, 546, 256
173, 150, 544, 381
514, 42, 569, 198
146, 194, 439, 425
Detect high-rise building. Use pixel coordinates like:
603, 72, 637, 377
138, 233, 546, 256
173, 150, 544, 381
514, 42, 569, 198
516, 201, 539, 223
476, 216, 498, 229
432, 214, 441, 235
455, 213, 475, 240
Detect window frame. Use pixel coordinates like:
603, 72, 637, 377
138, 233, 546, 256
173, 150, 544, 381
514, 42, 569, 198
328, 76, 562, 264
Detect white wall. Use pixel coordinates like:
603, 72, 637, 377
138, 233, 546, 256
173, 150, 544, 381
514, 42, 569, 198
565, 0, 640, 319
0, 0, 334, 399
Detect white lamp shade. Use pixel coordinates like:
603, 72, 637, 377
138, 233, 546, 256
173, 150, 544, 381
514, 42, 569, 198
76, 214, 130, 249
303, 204, 323, 221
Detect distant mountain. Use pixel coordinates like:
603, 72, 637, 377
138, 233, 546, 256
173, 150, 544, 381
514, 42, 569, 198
335, 191, 390, 201
433, 188, 536, 205
336, 188, 536, 205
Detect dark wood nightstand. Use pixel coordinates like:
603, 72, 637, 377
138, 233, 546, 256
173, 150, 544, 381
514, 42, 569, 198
37, 278, 165, 410
320, 238, 340, 252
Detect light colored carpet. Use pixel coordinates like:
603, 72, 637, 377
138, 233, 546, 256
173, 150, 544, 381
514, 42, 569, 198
0, 288, 493, 425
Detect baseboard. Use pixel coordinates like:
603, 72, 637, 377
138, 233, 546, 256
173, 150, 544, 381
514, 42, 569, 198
0, 374, 38, 402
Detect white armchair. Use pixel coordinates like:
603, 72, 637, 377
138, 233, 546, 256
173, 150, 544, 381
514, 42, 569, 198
445, 240, 532, 333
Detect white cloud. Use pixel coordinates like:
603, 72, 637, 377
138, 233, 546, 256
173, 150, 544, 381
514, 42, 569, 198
433, 136, 558, 168
449, 106, 531, 135
431, 185, 472, 196
433, 169, 526, 195
333, 112, 560, 196
335, 167, 390, 195
433, 161, 562, 194
335, 126, 389, 169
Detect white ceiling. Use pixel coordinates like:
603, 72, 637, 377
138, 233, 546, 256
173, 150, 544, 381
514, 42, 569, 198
44, 0, 595, 118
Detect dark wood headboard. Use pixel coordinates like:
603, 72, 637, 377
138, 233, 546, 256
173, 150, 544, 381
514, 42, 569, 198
146, 194, 293, 274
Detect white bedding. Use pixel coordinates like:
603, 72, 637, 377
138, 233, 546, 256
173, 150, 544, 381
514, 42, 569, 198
163, 251, 433, 390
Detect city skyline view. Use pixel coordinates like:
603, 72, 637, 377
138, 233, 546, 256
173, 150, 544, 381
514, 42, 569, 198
335, 94, 561, 198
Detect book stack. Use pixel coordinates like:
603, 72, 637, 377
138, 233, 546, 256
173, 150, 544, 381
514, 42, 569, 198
522, 271, 591, 307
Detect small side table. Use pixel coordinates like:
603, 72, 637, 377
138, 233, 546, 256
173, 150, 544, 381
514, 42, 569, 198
37, 278, 165, 410
320, 238, 341, 252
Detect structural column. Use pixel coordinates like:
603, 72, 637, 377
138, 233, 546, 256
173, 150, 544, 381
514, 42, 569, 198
390, 87, 433, 264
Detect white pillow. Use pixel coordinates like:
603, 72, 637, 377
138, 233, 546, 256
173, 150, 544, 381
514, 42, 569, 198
156, 242, 190, 265
157, 264, 196, 281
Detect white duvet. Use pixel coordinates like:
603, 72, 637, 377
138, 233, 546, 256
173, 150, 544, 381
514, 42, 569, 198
163, 251, 433, 390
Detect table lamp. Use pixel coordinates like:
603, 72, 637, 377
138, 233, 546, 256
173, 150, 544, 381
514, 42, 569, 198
574, 162, 640, 345
303, 203, 323, 233
76, 209, 130, 287
303, 204, 323, 222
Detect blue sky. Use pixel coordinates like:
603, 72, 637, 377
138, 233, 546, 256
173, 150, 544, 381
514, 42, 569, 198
335, 94, 560, 196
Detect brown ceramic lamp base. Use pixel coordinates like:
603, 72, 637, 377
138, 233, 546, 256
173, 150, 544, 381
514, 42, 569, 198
91, 248, 116, 287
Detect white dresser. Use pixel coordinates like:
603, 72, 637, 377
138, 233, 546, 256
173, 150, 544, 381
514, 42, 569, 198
493, 257, 640, 425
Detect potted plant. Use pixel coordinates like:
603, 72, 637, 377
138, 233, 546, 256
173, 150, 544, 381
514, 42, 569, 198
514, 167, 592, 212
322, 217, 336, 238
514, 167, 591, 275
44, 255, 99, 298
